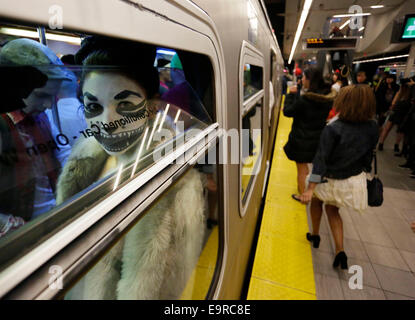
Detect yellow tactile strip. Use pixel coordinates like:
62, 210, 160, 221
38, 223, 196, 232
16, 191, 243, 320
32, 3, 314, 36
247, 96, 317, 300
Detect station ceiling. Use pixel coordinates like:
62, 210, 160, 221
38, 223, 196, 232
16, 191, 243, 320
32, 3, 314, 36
265, 0, 414, 63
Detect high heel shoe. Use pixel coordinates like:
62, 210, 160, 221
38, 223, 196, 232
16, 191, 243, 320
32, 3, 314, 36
306, 233, 320, 248
333, 251, 348, 269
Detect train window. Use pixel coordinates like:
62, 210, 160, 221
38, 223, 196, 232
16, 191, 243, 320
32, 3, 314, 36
63, 161, 219, 300
239, 42, 264, 216
269, 50, 278, 126
241, 99, 263, 204
0, 23, 215, 269
244, 64, 263, 100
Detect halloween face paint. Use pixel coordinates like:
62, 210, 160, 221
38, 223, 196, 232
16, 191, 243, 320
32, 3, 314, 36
82, 71, 149, 156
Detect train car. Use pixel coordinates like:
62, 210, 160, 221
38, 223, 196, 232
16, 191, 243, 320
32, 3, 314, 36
0, 0, 284, 299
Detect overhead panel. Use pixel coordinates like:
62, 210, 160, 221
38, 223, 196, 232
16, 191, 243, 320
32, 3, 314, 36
303, 37, 358, 50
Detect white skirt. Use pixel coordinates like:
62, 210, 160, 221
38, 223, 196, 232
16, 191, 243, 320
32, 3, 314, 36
307, 172, 368, 213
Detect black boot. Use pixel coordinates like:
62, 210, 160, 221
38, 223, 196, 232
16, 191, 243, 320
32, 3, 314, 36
333, 251, 348, 269
394, 144, 400, 153
306, 233, 320, 248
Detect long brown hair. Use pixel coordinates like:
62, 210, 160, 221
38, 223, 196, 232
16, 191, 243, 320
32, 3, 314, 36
334, 84, 376, 122
396, 83, 411, 102
303, 68, 331, 95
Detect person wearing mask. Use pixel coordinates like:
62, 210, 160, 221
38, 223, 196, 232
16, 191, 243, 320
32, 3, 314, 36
60, 36, 207, 300
283, 68, 336, 201
300, 84, 379, 269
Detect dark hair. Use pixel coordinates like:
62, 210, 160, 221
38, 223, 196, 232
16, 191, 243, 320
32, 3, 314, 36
75, 36, 159, 98
61, 54, 75, 65
357, 71, 366, 76
334, 84, 376, 122
397, 83, 411, 102
386, 73, 396, 82
303, 68, 331, 94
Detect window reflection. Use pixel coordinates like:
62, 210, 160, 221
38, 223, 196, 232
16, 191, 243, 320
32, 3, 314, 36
243, 64, 263, 100
0, 38, 72, 236
65, 163, 219, 300
241, 100, 262, 203
0, 34, 213, 254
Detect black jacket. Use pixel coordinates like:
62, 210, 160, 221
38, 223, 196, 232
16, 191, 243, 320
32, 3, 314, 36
375, 82, 399, 115
283, 89, 336, 163
309, 119, 379, 183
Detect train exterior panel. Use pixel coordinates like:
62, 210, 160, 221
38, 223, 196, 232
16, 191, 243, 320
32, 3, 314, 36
0, 0, 284, 299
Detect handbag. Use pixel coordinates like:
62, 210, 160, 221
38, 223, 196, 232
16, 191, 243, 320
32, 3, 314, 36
367, 150, 383, 206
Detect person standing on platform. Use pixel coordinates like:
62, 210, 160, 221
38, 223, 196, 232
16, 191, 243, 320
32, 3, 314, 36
300, 84, 379, 269
376, 73, 400, 131
283, 68, 336, 201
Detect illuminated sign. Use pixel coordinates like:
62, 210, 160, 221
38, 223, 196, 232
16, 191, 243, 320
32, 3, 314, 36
304, 38, 357, 50
400, 14, 415, 41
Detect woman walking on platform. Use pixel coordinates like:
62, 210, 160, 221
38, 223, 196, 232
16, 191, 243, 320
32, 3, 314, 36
300, 85, 379, 269
283, 68, 336, 201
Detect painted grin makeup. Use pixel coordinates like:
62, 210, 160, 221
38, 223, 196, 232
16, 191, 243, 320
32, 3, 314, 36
94, 125, 146, 153
83, 89, 149, 154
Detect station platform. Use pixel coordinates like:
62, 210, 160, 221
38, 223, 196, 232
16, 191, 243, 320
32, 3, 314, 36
247, 100, 415, 300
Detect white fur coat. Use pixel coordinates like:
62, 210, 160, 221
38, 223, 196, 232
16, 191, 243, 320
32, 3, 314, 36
58, 136, 206, 300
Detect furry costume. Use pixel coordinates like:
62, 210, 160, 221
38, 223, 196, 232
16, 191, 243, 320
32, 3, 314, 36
59, 134, 206, 300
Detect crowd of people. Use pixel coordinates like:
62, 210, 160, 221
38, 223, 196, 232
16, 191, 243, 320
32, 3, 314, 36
283, 66, 415, 270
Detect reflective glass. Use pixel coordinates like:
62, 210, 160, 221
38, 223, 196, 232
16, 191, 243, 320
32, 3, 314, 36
241, 99, 262, 203
243, 64, 263, 100
64, 163, 219, 300
0, 33, 213, 268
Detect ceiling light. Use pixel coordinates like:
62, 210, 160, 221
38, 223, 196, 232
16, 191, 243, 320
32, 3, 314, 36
339, 20, 350, 30
353, 54, 409, 64
288, 0, 314, 64
0, 27, 81, 45
370, 5, 384, 9
333, 13, 371, 18
157, 49, 176, 56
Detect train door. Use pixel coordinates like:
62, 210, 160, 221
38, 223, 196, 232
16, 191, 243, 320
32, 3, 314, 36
0, 0, 227, 300
239, 41, 265, 216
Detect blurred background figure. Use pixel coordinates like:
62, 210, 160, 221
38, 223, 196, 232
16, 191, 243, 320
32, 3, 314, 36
356, 70, 371, 86
376, 73, 400, 136
0, 38, 72, 237
378, 79, 413, 154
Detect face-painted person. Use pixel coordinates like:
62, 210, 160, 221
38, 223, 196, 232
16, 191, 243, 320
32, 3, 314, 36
59, 36, 207, 300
